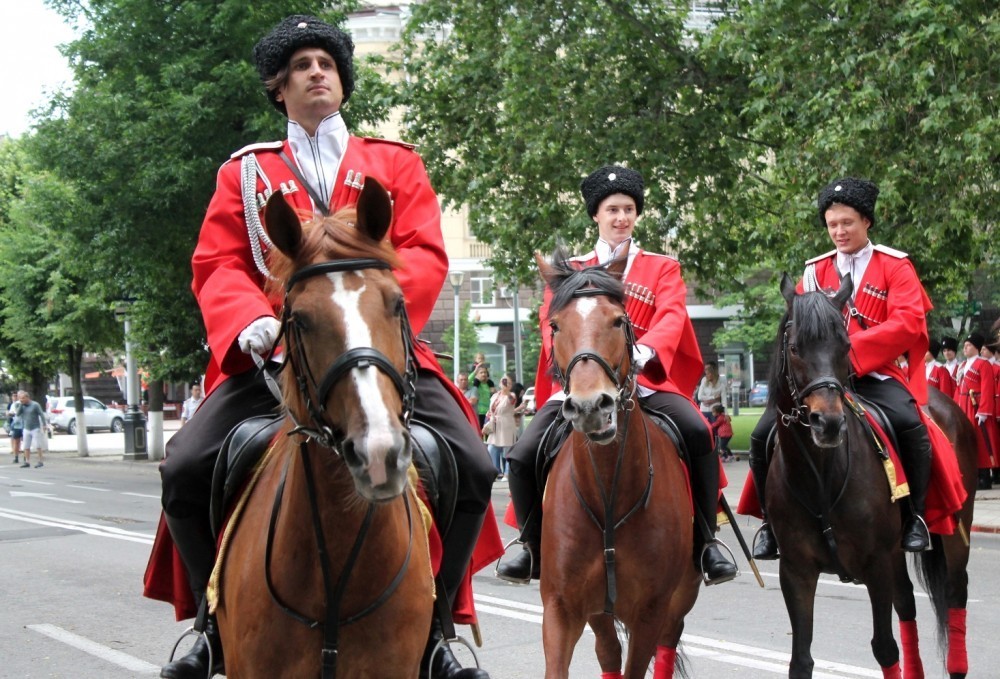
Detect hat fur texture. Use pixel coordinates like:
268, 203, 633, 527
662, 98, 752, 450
940, 336, 958, 352
965, 332, 985, 352
253, 15, 355, 115
818, 177, 879, 228
580, 165, 644, 217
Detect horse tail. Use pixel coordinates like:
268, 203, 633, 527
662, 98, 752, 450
913, 533, 949, 651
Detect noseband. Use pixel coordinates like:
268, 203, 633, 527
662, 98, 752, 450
278, 258, 418, 450
551, 288, 638, 408
779, 319, 846, 426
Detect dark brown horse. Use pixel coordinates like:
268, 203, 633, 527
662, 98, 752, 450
766, 273, 976, 679
211, 180, 434, 677
536, 253, 701, 679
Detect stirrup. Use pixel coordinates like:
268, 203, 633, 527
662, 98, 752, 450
425, 632, 481, 678
494, 536, 536, 583
698, 539, 739, 586
166, 626, 217, 679
903, 515, 932, 552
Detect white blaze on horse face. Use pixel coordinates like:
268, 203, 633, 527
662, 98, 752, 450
573, 296, 599, 321
329, 272, 395, 486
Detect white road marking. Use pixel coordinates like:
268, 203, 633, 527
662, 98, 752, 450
28, 623, 159, 674
67, 484, 111, 492
474, 594, 882, 677
121, 492, 160, 499
7, 477, 56, 486
10, 491, 83, 504
0, 508, 154, 544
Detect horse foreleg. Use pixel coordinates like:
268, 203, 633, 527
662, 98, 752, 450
891, 554, 923, 679
865, 564, 901, 679
943, 533, 970, 678
779, 563, 818, 679
541, 598, 587, 679
589, 614, 623, 677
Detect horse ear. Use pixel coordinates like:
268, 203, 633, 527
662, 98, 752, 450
264, 190, 303, 257
355, 177, 393, 242
832, 273, 854, 310
780, 272, 797, 305
606, 255, 627, 279
535, 252, 556, 286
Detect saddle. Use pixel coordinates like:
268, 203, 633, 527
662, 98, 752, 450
534, 406, 687, 491
208, 414, 460, 541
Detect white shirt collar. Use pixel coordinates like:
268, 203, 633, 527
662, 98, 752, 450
287, 112, 349, 210
594, 237, 637, 267
835, 240, 874, 294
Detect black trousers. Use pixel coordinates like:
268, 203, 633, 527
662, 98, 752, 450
505, 392, 713, 533
160, 367, 495, 518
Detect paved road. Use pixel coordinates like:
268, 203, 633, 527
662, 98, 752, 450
1, 444, 998, 677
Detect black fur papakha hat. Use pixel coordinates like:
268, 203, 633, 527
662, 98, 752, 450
965, 332, 985, 352
253, 15, 355, 115
928, 339, 942, 358
817, 177, 879, 228
580, 165, 644, 217
940, 336, 958, 352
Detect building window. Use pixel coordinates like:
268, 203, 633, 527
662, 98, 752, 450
470, 274, 495, 307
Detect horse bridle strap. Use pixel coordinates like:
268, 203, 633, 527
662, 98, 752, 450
285, 258, 392, 292
263, 441, 416, 679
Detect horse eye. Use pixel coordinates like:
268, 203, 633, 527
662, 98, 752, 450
290, 312, 310, 332
613, 316, 624, 328
391, 295, 405, 316
549, 321, 559, 334
788, 343, 798, 356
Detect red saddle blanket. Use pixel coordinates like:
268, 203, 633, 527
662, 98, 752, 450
737, 407, 966, 536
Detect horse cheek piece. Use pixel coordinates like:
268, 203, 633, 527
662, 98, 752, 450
766, 272, 978, 679
212, 179, 434, 679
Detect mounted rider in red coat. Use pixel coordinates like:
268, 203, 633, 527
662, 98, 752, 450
147, 15, 497, 679
748, 177, 935, 560
495, 164, 738, 586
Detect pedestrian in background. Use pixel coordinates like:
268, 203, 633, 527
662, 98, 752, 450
17, 391, 46, 469
485, 376, 520, 478
696, 361, 727, 423
180, 384, 203, 427
471, 365, 496, 430
8, 397, 23, 464
711, 404, 735, 462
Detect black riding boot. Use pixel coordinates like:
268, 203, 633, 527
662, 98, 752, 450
160, 513, 225, 679
979, 469, 994, 490
689, 454, 737, 585
898, 425, 932, 552
496, 459, 542, 583
749, 436, 779, 560
421, 510, 490, 679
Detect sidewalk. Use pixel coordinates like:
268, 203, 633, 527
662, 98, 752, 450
1, 417, 181, 463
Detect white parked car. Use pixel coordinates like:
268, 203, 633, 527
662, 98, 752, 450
521, 387, 536, 415
46, 396, 125, 434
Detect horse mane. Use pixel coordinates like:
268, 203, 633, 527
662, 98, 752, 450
768, 289, 850, 401
546, 247, 625, 315
264, 206, 401, 297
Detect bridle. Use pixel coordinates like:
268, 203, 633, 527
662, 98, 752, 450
551, 288, 639, 409
554, 286, 652, 614
260, 257, 420, 679
777, 318, 847, 427
262, 258, 418, 451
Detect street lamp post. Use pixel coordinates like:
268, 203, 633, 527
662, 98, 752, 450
114, 303, 147, 461
501, 284, 524, 385
449, 271, 465, 381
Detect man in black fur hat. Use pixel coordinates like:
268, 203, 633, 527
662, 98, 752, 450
748, 176, 938, 559
149, 14, 496, 679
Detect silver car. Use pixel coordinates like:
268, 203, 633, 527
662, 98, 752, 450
46, 396, 125, 434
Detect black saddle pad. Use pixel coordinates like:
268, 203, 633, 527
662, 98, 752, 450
210, 413, 286, 538
409, 418, 458, 540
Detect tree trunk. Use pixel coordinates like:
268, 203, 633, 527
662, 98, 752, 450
68, 345, 89, 457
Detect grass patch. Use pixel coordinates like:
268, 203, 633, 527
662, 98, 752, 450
728, 407, 765, 451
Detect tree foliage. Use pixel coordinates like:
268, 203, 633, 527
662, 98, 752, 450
397, 0, 1000, 351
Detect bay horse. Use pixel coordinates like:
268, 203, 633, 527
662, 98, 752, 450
211, 179, 434, 677
766, 273, 977, 679
536, 252, 701, 679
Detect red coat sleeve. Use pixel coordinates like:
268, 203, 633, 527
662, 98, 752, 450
192, 160, 281, 388
533, 288, 556, 406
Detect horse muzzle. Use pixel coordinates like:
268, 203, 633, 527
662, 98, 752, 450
341, 428, 412, 502
562, 391, 619, 444
808, 410, 846, 448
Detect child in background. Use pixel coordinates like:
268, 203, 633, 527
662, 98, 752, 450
711, 404, 736, 462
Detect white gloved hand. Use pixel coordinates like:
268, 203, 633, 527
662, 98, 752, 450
238, 316, 281, 355
632, 344, 655, 370
976, 413, 987, 425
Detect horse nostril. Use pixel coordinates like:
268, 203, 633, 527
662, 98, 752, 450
598, 392, 615, 411
341, 439, 362, 468
809, 412, 823, 429
562, 397, 578, 418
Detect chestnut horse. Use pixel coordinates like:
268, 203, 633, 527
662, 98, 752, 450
766, 273, 976, 679
536, 253, 701, 679
212, 179, 433, 677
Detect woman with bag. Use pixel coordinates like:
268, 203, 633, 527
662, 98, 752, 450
485, 376, 520, 479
